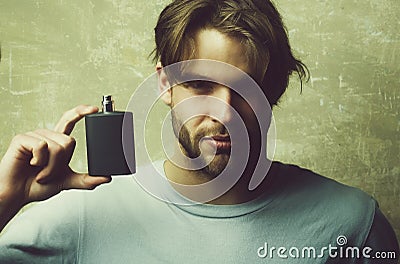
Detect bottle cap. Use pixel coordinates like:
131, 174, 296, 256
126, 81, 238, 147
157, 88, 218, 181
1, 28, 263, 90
102, 95, 114, 112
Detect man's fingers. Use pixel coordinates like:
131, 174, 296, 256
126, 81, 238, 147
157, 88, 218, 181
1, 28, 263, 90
29, 139, 49, 167
25, 132, 64, 183
30, 129, 76, 154
54, 105, 98, 135
26, 130, 78, 184
7, 134, 49, 167
63, 172, 112, 190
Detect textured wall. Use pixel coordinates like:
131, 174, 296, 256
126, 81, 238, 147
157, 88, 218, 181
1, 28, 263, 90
273, 0, 400, 242
0, 0, 398, 243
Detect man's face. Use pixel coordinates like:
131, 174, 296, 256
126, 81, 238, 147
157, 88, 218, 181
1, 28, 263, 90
164, 28, 265, 177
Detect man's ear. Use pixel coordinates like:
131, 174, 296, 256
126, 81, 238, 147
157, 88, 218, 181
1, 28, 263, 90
156, 62, 172, 106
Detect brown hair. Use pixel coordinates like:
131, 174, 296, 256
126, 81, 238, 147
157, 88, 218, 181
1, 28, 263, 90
153, 0, 309, 106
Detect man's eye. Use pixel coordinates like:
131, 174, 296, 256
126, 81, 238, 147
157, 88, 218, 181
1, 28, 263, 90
183, 81, 214, 92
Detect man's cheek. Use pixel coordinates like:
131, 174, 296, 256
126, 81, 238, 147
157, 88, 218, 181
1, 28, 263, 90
172, 95, 213, 121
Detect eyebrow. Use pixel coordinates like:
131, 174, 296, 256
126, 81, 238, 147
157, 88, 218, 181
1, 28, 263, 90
177, 72, 255, 92
179, 72, 214, 82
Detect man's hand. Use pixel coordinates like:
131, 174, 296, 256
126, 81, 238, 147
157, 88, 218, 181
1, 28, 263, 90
0, 105, 111, 231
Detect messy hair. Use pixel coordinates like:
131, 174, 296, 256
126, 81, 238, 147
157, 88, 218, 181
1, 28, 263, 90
153, 0, 309, 106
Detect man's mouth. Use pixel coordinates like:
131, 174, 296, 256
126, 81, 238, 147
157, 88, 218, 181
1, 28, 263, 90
202, 135, 231, 154
211, 135, 230, 142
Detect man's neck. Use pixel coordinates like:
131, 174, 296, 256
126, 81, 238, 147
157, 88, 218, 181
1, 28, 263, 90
163, 154, 274, 205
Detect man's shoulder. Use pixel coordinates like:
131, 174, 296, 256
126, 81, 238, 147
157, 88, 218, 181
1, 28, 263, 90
276, 161, 374, 201
273, 161, 376, 222
271, 161, 377, 246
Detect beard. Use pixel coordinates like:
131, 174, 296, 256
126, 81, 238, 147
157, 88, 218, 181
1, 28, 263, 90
171, 109, 230, 177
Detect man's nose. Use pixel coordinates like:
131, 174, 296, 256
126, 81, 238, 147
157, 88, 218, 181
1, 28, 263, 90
209, 87, 234, 124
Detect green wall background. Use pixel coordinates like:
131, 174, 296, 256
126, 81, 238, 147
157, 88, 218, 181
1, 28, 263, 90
0, 0, 399, 242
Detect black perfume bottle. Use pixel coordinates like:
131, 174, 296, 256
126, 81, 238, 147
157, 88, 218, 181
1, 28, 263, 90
85, 95, 135, 176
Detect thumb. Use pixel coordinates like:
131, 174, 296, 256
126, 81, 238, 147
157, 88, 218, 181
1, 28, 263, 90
64, 171, 112, 190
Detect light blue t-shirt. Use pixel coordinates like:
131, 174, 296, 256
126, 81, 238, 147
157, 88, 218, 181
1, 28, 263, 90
0, 161, 398, 263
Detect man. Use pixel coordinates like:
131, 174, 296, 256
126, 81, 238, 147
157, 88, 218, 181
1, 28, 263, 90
0, 0, 398, 263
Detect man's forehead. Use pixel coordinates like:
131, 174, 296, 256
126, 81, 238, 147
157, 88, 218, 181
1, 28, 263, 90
178, 59, 252, 85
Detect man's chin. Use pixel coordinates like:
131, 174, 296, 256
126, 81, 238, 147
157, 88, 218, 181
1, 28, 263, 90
202, 153, 230, 177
